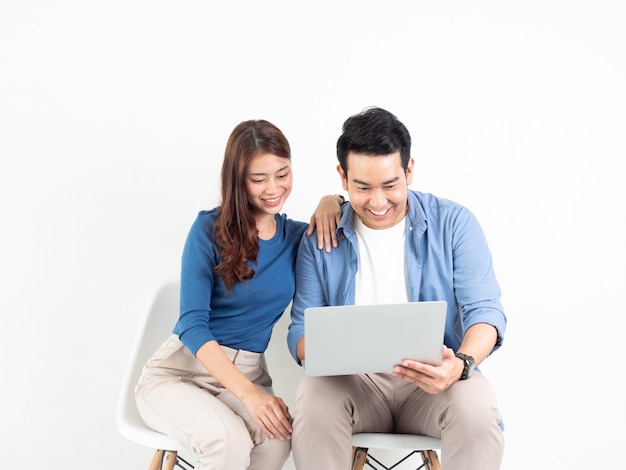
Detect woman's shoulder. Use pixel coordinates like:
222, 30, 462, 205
187, 208, 219, 238
279, 214, 308, 238
194, 207, 219, 223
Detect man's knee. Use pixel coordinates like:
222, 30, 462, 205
294, 376, 351, 420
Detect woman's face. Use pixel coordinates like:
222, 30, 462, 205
245, 152, 293, 217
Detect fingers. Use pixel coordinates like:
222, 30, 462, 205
308, 194, 342, 248
307, 214, 317, 236
393, 365, 439, 394
392, 357, 455, 394
308, 214, 332, 251
442, 345, 456, 359
326, 216, 341, 253
322, 214, 342, 252
323, 222, 338, 253
254, 400, 293, 440
259, 413, 292, 440
315, 218, 338, 252
316, 219, 326, 251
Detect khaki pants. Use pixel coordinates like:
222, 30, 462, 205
135, 335, 290, 470
292, 372, 504, 470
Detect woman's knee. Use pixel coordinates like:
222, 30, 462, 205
249, 436, 291, 470
194, 419, 254, 469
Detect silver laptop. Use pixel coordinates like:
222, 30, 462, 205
303, 301, 447, 377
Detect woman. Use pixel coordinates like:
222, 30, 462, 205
135, 119, 342, 470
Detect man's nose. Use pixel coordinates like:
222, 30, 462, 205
370, 189, 386, 208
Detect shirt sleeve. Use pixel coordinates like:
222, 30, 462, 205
451, 206, 507, 351
174, 212, 219, 356
287, 232, 328, 364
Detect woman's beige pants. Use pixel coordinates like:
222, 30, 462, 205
135, 335, 290, 470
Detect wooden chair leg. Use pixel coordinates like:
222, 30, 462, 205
149, 450, 164, 470
148, 449, 178, 470
419, 449, 441, 470
161, 451, 178, 470
351, 446, 368, 470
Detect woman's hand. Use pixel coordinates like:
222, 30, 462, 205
307, 194, 343, 252
240, 387, 293, 440
195, 341, 293, 439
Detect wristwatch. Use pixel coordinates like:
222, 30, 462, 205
455, 352, 475, 380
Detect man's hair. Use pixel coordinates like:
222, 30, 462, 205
336, 107, 412, 174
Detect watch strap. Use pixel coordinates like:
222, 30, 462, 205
455, 352, 475, 380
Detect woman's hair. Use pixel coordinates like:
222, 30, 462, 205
213, 119, 291, 291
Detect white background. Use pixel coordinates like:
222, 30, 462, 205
1, 1, 624, 468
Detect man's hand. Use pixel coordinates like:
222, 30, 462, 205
392, 346, 464, 394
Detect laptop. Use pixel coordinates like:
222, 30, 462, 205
303, 301, 447, 377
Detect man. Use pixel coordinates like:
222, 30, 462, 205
287, 107, 507, 469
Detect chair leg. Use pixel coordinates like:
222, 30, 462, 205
149, 450, 164, 470
161, 451, 178, 470
148, 449, 179, 470
351, 446, 369, 470
419, 450, 441, 470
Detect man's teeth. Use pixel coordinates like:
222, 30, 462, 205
370, 209, 388, 216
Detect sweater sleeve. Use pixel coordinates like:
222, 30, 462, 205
173, 211, 219, 356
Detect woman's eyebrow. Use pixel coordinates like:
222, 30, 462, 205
249, 165, 290, 176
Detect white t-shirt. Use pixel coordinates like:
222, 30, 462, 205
354, 214, 409, 305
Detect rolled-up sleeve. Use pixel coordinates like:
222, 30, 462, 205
287, 232, 328, 364
451, 207, 507, 351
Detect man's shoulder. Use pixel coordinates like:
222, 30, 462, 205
410, 190, 469, 218
410, 190, 462, 208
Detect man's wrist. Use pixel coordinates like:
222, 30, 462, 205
454, 352, 475, 380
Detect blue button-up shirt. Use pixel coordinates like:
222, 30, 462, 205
287, 190, 507, 364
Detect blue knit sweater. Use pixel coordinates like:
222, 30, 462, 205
174, 209, 307, 355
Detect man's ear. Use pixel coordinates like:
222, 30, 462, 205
405, 158, 415, 185
337, 164, 349, 191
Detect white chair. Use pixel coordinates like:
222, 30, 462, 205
351, 433, 442, 470
116, 281, 193, 470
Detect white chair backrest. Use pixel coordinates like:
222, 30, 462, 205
116, 281, 180, 444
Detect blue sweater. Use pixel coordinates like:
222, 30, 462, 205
288, 190, 507, 363
174, 209, 308, 356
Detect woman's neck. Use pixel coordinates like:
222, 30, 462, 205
256, 214, 277, 240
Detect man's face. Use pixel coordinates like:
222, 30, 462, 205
338, 151, 414, 230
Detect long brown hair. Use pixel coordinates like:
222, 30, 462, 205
213, 120, 291, 291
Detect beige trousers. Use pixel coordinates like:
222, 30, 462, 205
135, 335, 290, 470
292, 372, 504, 470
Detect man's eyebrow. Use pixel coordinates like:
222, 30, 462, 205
352, 176, 401, 186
